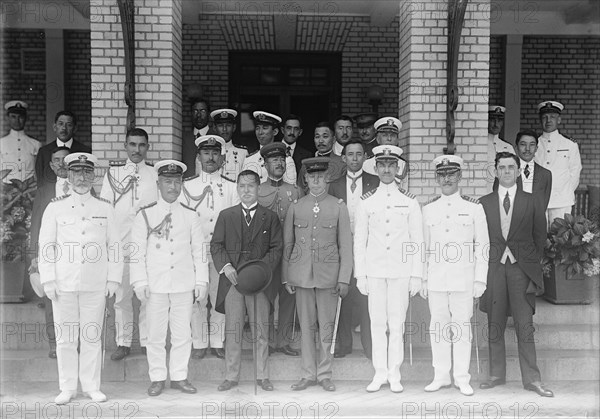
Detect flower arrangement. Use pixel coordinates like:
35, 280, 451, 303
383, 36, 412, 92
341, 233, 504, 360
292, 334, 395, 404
1, 170, 35, 262
543, 213, 600, 278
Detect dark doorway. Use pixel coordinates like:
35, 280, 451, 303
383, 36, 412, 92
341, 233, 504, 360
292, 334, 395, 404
229, 52, 341, 153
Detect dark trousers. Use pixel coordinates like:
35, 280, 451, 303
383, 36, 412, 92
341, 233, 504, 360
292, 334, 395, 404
44, 296, 56, 350
335, 284, 372, 358
487, 262, 541, 385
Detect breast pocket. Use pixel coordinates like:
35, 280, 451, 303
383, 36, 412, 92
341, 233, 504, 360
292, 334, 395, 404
89, 217, 108, 231
56, 216, 76, 227
454, 216, 474, 235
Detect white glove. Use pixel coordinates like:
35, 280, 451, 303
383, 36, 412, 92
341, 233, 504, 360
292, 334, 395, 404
105, 281, 119, 298
419, 280, 428, 299
473, 281, 487, 299
409, 277, 421, 297
356, 277, 368, 295
134, 285, 150, 302
43, 281, 58, 302
195, 284, 208, 301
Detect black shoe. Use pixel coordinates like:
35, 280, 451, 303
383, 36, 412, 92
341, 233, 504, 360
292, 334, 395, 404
111, 346, 130, 361
291, 378, 317, 391
257, 379, 274, 391
334, 350, 347, 358
319, 378, 336, 392
278, 345, 300, 356
148, 381, 165, 396
524, 382, 554, 397
211, 348, 225, 359
48, 350, 57, 359
141, 347, 147, 355
191, 348, 207, 359
170, 379, 197, 394
218, 380, 238, 391
479, 377, 506, 389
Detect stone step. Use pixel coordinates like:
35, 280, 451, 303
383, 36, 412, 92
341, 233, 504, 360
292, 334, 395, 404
1, 348, 598, 383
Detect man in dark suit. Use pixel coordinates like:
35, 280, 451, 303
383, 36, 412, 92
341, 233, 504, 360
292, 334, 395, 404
182, 97, 212, 177
479, 151, 554, 397
210, 170, 283, 392
493, 130, 552, 213
35, 111, 91, 187
30, 146, 72, 359
328, 139, 378, 359
282, 114, 312, 177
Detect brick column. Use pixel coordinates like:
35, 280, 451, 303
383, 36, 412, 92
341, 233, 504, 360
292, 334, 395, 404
90, 0, 183, 164
399, 0, 491, 201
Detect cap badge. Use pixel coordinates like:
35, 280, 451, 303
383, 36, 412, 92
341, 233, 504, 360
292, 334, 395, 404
257, 113, 266, 121
221, 111, 228, 118
387, 119, 394, 126
383, 148, 391, 156
495, 107, 502, 113
207, 137, 216, 145
78, 155, 88, 162
442, 158, 449, 166
168, 163, 176, 171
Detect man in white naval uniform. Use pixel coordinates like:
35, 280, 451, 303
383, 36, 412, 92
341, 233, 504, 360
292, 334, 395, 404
131, 160, 208, 397
487, 106, 515, 189
1, 100, 40, 183
362, 117, 407, 183
421, 155, 489, 396
100, 128, 157, 360
210, 108, 248, 179
534, 101, 582, 226
38, 152, 122, 405
180, 134, 239, 360
354, 145, 423, 393
241, 111, 297, 185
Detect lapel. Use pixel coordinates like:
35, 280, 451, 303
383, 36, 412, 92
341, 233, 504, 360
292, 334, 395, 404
487, 192, 504, 242
362, 173, 375, 192
249, 205, 267, 242
338, 177, 348, 202
507, 189, 527, 240
232, 204, 243, 241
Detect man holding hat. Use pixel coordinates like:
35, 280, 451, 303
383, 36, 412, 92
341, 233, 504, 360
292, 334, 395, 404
242, 111, 297, 185
210, 170, 283, 392
283, 157, 353, 392
534, 101, 582, 225
421, 155, 489, 396
362, 117, 407, 183
354, 113, 378, 158
38, 152, 122, 404
131, 160, 208, 397
487, 106, 514, 189
211, 108, 248, 179
258, 142, 304, 356
1, 100, 40, 183
180, 134, 239, 360
332, 115, 354, 156
353, 145, 423, 393
100, 128, 157, 361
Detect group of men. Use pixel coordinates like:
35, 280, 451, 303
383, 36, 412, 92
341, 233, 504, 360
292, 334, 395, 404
4, 96, 583, 403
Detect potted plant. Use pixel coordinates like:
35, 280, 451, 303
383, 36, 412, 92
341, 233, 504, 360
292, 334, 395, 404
1, 170, 36, 303
542, 213, 600, 304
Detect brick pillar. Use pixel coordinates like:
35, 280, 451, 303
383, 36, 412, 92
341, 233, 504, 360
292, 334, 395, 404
399, 0, 491, 201
90, 0, 183, 164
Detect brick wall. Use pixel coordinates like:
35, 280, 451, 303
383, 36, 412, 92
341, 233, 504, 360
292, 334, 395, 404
399, 0, 491, 200
489, 35, 504, 106
521, 36, 600, 187
0, 29, 46, 142
64, 30, 91, 148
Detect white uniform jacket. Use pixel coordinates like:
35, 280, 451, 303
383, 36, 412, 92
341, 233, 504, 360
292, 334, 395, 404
242, 148, 297, 185
1, 129, 40, 183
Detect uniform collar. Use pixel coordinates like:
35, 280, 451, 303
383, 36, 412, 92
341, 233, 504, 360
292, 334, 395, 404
71, 190, 92, 204
126, 158, 146, 169
439, 191, 461, 201
540, 130, 559, 140
268, 176, 284, 187
309, 190, 328, 203
379, 182, 397, 193
9, 129, 24, 136
316, 149, 332, 157
158, 196, 178, 212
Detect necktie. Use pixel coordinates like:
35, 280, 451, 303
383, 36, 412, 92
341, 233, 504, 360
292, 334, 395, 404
286, 146, 292, 157
243, 205, 257, 225
348, 174, 362, 193
524, 164, 530, 179
503, 191, 510, 214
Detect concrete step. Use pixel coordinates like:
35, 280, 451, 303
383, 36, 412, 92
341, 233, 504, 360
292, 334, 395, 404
2, 348, 598, 383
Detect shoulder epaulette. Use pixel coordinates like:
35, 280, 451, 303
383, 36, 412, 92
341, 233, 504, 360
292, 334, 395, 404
220, 174, 236, 183
145, 160, 154, 167
109, 159, 126, 167
398, 187, 416, 199
93, 196, 112, 205
360, 189, 377, 200
137, 202, 157, 213
184, 174, 199, 182
247, 149, 259, 157
180, 202, 195, 212
424, 196, 441, 206
50, 194, 70, 202
234, 143, 248, 150
461, 195, 480, 204
567, 135, 578, 144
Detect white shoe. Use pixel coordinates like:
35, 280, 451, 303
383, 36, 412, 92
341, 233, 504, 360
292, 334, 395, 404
54, 391, 75, 405
366, 378, 387, 392
424, 380, 452, 392
390, 381, 404, 393
456, 383, 474, 396
86, 390, 107, 403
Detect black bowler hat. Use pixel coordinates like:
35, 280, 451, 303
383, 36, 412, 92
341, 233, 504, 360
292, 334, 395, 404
235, 259, 272, 296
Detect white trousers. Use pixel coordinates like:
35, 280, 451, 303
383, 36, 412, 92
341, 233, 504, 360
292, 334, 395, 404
428, 290, 474, 385
191, 260, 225, 349
52, 291, 106, 392
146, 292, 193, 382
114, 258, 147, 347
367, 277, 409, 384
547, 206, 571, 228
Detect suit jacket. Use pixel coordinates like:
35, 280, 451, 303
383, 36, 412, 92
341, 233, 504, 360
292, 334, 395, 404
290, 144, 312, 177
35, 140, 91, 186
328, 172, 380, 203
210, 203, 283, 314
493, 162, 552, 212
479, 188, 546, 314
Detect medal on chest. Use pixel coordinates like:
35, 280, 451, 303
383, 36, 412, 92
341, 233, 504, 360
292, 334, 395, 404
313, 201, 320, 214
